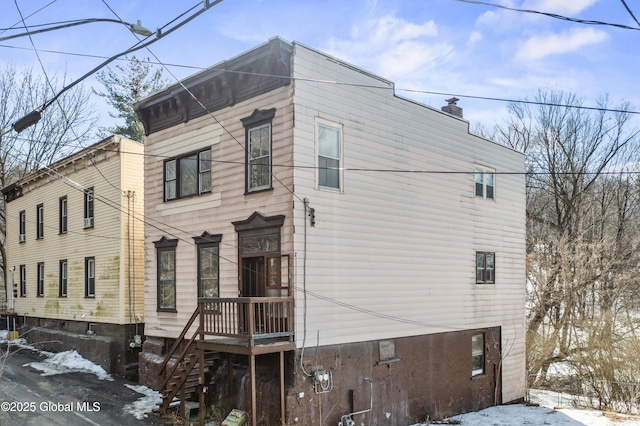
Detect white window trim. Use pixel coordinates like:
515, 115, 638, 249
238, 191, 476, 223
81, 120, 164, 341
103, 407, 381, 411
472, 333, 485, 376
315, 117, 344, 192
246, 123, 272, 192
474, 165, 495, 200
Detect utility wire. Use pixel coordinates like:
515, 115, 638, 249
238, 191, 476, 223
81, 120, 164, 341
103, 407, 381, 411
620, 0, 640, 27
0, 0, 57, 35
455, 0, 640, 31
1, 43, 637, 116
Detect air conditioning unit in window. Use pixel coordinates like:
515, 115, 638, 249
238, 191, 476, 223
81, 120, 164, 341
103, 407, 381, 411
84, 217, 94, 228
18, 234, 25, 243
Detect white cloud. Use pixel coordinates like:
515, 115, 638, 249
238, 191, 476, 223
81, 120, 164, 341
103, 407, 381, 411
516, 27, 609, 61
523, 0, 597, 15
325, 14, 452, 80
468, 31, 483, 44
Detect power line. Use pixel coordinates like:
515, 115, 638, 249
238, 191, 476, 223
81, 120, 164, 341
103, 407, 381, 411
620, 0, 640, 27
454, 0, 640, 31
1, 46, 638, 116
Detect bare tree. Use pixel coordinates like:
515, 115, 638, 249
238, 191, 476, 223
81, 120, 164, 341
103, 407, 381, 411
0, 64, 97, 305
492, 89, 640, 405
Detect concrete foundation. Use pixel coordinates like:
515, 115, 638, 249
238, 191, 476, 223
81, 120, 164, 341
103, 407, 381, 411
139, 327, 503, 425
2, 314, 144, 379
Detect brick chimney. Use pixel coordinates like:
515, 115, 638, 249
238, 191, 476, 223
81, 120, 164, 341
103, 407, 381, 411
441, 97, 463, 118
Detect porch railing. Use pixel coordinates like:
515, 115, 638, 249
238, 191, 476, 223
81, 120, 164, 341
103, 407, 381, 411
199, 297, 294, 344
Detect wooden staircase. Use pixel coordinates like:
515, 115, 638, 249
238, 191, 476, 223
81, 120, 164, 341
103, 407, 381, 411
158, 308, 204, 413
156, 297, 295, 424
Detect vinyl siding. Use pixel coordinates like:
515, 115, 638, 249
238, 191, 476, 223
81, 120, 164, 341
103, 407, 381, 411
290, 43, 526, 402
143, 86, 295, 337
4, 137, 144, 325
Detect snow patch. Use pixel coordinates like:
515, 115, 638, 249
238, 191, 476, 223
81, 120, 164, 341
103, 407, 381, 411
122, 384, 162, 420
24, 349, 113, 381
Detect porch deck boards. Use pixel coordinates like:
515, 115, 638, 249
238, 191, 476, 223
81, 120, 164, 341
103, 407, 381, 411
197, 335, 295, 355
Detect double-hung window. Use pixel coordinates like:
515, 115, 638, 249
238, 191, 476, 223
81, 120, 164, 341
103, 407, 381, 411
194, 232, 221, 299
472, 333, 485, 376
36, 204, 44, 239
59, 260, 67, 297
85, 257, 95, 297
84, 187, 94, 228
19, 265, 26, 297
37, 262, 44, 297
164, 148, 212, 201
475, 167, 495, 199
476, 252, 495, 284
154, 237, 178, 311
59, 196, 67, 234
247, 124, 271, 191
19, 210, 26, 242
241, 108, 276, 193
317, 121, 342, 190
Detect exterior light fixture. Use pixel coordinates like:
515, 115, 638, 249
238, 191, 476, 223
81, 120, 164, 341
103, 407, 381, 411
129, 20, 153, 37
12, 110, 42, 133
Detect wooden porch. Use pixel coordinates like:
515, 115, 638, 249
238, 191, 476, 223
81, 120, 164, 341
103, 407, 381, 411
158, 297, 294, 426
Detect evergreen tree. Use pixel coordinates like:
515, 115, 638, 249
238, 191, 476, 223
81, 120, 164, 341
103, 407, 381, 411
94, 56, 167, 142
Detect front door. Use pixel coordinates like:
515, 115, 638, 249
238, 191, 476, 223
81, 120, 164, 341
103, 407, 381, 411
242, 256, 266, 298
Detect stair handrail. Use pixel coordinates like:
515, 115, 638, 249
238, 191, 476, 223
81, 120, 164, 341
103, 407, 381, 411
158, 304, 201, 390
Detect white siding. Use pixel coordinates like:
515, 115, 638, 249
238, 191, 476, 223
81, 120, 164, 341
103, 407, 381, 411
290, 43, 526, 402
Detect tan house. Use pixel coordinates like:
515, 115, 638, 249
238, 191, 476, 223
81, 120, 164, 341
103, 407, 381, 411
1, 135, 145, 378
135, 37, 526, 425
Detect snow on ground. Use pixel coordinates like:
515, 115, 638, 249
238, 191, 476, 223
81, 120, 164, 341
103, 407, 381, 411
24, 349, 114, 381
1, 334, 161, 420
5, 332, 640, 424
122, 384, 163, 420
410, 389, 640, 426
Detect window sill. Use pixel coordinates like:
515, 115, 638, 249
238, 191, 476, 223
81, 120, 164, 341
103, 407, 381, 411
316, 185, 342, 193
245, 187, 274, 196
157, 309, 178, 313
165, 191, 211, 203
472, 373, 487, 380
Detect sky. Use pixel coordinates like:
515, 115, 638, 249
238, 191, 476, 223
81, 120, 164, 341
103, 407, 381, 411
1, 0, 638, 136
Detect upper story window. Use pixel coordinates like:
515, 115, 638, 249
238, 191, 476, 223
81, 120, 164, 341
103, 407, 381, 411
241, 108, 276, 193
36, 204, 44, 239
19, 210, 26, 243
317, 120, 342, 190
59, 196, 68, 234
84, 187, 94, 228
475, 167, 495, 200
164, 148, 212, 201
476, 251, 495, 284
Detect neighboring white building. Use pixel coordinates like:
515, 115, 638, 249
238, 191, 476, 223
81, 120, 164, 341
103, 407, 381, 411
1, 135, 145, 378
136, 37, 526, 425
